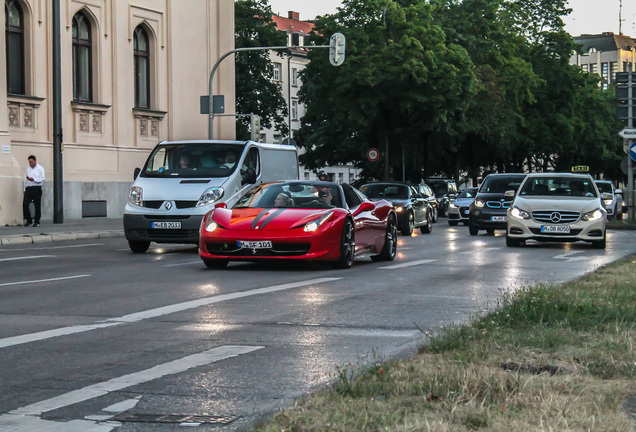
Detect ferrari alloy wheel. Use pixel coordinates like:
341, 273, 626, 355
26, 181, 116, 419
203, 258, 229, 269
372, 217, 397, 261
332, 220, 355, 269
401, 212, 414, 236
420, 212, 432, 234
129, 240, 150, 254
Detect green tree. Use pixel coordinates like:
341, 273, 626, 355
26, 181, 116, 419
297, 0, 475, 182
235, 0, 288, 140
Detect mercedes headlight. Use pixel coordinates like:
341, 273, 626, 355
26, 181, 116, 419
510, 206, 530, 220
197, 187, 224, 207
129, 186, 143, 206
582, 208, 604, 222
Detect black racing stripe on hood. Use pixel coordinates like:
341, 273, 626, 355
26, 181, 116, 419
259, 208, 286, 229
251, 209, 270, 229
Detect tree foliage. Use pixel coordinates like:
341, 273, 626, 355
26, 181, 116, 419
295, 0, 622, 182
235, 0, 288, 140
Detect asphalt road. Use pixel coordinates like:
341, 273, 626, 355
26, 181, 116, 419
1, 224, 636, 431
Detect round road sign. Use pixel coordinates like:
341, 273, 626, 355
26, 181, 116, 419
367, 148, 380, 162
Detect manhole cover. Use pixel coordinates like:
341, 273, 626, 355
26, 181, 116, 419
112, 413, 239, 425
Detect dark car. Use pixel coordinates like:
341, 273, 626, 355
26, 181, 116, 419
468, 173, 527, 235
360, 182, 433, 235
427, 179, 458, 217
411, 183, 439, 223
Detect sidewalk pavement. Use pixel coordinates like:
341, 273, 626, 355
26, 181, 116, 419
0, 218, 124, 246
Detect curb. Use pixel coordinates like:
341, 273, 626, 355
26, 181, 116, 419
0, 231, 124, 246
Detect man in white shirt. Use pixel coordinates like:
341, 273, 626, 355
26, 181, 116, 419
23, 155, 45, 227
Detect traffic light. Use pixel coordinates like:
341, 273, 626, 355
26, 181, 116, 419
616, 71, 634, 120
250, 114, 261, 141
329, 33, 346, 66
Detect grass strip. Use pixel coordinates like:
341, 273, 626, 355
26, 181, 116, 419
252, 257, 636, 431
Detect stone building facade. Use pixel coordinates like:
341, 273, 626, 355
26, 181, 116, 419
1, 0, 235, 225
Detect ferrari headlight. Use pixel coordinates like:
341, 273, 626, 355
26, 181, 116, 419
197, 187, 224, 207
510, 206, 530, 219
304, 211, 334, 232
129, 186, 143, 206
205, 221, 218, 232
395, 206, 404, 213
582, 208, 604, 221
474, 199, 485, 208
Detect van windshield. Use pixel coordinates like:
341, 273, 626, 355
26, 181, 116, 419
141, 143, 246, 178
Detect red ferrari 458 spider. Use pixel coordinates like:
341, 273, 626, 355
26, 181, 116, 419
198, 181, 397, 269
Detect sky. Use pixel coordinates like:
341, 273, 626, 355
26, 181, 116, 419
268, 0, 636, 37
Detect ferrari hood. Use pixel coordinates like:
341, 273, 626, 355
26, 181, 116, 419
213, 208, 333, 231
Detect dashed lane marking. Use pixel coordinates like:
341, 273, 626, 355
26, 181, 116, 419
378, 259, 436, 269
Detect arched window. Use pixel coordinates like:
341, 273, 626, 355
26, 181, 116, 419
134, 26, 150, 108
5, 0, 25, 94
72, 11, 92, 102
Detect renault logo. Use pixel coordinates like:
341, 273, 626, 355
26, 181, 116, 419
164, 201, 172, 210
550, 212, 561, 223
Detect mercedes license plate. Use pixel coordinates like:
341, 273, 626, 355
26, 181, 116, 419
152, 221, 181, 229
238, 240, 272, 249
491, 216, 507, 222
541, 225, 570, 233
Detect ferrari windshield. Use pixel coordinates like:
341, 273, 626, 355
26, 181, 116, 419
234, 182, 343, 209
141, 143, 245, 178
519, 176, 598, 197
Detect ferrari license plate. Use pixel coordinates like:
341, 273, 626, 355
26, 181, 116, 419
152, 221, 181, 229
491, 216, 507, 222
541, 225, 570, 233
238, 240, 272, 249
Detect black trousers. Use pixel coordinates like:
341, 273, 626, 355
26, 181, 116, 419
23, 186, 42, 223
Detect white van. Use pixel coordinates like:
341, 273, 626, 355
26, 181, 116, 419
123, 140, 299, 252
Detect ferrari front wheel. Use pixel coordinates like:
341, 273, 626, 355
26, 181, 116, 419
203, 258, 229, 269
331, 220, 355, 269
372, 216, 397, 262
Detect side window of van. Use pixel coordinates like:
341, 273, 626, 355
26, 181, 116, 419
148, 148, 167, 172
245, 147, 260, 176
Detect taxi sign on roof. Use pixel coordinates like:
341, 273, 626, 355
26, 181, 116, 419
571, 165, 589, 173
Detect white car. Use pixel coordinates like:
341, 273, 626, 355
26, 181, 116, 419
595, 180, 622, 220
506, 173, 609, 249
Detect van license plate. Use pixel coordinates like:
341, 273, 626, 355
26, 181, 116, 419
238, 240, 272, 249
541, 225, 570, 233
491, 216, 507, 222
152, 222, 181, 229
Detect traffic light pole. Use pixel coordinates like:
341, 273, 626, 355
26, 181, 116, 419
629, 72, 634, 223
207, 45, 329, 140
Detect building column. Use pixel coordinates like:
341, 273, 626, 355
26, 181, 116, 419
0, 5, 24, 226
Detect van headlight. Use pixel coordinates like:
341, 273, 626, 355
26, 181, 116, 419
582, 208, 604, 222
197, 187, 224, 207
129, 186, 143, 206
510, 206, 530, 219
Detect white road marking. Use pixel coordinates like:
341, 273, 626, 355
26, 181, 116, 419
0, 346, 262, 431
0, 274, 91, 288
0, 277, 340, 349
162, 261, 201, 267
378, 259, 436, 269
398, 247, 413, 250
0, 243, 102, 252
554, 251, 589, 262
458, 247, 499, 254
101, 396, 142, 413
0, 255, 55, 262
